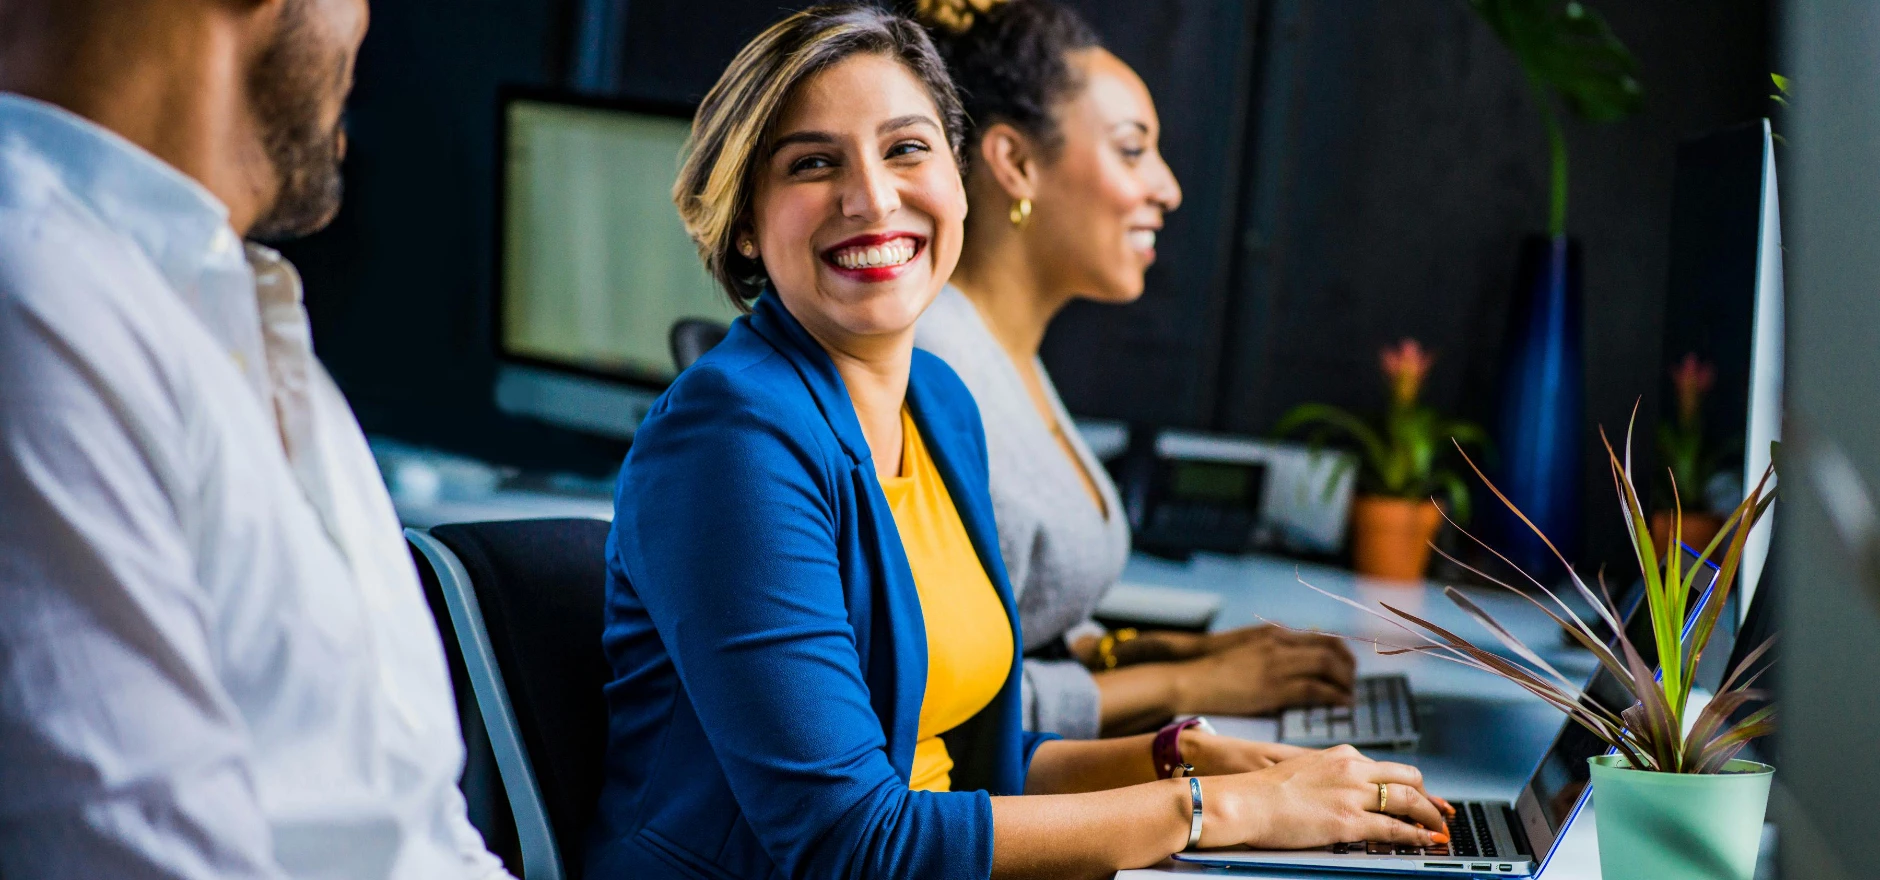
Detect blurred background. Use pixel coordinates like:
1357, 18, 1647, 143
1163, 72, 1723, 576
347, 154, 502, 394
283, 0, 1776, 577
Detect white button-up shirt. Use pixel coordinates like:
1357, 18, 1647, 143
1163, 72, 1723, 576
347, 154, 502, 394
0, 93, 513, 880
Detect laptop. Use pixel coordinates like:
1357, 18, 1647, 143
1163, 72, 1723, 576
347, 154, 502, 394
1177, 556, 1727, 876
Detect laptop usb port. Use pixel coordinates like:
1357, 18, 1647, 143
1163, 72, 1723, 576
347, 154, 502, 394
1471, 865, 1491, 871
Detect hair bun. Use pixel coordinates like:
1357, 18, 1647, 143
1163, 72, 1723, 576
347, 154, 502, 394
915, 0, 1009, 35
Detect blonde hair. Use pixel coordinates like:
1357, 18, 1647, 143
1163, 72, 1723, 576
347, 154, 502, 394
674, 4, 966, 310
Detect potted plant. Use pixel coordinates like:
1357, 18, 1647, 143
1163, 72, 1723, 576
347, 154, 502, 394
1331, 419, 1777, 880
1464, 0, 1642, 574
1653, 353, 1734, 555
1276, 340, 1488, 581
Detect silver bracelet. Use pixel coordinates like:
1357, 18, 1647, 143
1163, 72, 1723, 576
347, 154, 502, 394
1184, 777, 1204, 851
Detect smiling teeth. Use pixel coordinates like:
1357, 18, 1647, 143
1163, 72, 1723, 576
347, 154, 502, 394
832, 238, 917, 270
1127, 230, 1157, 251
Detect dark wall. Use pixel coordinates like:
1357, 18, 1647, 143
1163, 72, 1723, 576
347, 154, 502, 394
283, 0, 611, 473
287, 1, 1771, 568
1041, 0, 1768, 569
1036, 0, 1261, 428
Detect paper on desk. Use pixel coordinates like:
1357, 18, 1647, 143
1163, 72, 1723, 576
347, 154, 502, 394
1095, 582, 1222, 630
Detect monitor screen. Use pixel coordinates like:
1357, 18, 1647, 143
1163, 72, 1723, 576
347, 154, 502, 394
1167, 459, 1263, 508
500, 95, 742, 386
1656, 120, 1782, 601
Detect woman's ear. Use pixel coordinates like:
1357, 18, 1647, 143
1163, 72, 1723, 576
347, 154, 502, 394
976, 122, 1039, 202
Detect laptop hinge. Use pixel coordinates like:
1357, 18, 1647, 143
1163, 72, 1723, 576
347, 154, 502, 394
1497, 804, 1535, 858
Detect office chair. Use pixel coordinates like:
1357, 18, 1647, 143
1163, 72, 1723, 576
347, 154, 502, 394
407, 518, 613, 880
668, 318, 729, 373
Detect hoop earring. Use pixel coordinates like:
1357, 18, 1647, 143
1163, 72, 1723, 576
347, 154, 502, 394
1009, 197, 1032, 228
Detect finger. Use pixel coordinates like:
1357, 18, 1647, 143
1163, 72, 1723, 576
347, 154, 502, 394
1431, 794, 1458, 816
1318, 644, 1360, 684
1284, 678, 1353, 708
1318, 649, 1358, 688
1357, 811, 1438, 847
1274, 644, 1359, 686
1325, 634, 1357, 663
1381, 783, 1448, 832
1364, 760, 1431, 796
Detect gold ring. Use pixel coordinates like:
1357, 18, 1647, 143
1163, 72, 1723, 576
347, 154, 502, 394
1377, 782, 1388, 813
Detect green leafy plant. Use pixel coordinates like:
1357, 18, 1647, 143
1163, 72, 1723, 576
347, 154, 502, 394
1769, 73, 1790, 146
1464, 0, 1644, 236
1276, 340, 1489, 522
1311, 416, 1777, 774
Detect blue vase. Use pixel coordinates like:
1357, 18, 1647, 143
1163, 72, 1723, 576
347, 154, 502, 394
1487, 234, 1584, 576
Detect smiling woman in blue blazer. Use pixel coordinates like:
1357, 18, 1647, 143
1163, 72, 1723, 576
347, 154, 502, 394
586, 6, 1449, 880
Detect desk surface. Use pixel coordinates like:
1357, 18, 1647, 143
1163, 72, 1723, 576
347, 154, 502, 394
1115, 551, 1603, 879
395, 484, 1778, 879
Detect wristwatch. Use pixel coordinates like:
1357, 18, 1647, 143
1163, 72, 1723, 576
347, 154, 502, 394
1152, 716, 1217, 779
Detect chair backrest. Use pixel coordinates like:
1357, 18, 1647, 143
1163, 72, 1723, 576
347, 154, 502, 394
669, 318, 729, 373
409, 518, 613, 880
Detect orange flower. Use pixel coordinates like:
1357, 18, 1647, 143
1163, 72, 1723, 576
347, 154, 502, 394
1670, 353, 1715, 425
1380, 339, 1434, 407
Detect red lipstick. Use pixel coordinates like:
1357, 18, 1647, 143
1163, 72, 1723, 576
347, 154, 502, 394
821, 232, 926, 283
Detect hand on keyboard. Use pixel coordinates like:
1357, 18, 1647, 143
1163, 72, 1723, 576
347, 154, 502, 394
1170, 629, 1358, 717
1196, 744, 1450, 851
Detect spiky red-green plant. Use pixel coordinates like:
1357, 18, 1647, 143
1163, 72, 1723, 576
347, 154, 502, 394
1277, 339, 1488, 522
1299, 412, 1775, 774
1657, 353, 1732, 510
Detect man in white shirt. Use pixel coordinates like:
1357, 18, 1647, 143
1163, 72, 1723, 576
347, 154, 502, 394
0, 1, 515, 878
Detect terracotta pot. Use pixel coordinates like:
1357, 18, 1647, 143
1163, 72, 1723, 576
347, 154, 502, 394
1650, 510, 1725, 560
1350, 496, 1443, 582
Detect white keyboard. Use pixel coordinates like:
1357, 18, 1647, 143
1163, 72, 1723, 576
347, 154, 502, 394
1279, 674, 1420, 749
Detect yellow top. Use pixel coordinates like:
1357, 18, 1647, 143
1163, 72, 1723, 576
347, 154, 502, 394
878, 407, 1015, 792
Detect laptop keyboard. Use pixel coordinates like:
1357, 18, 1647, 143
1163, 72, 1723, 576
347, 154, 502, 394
1281, 674, 1415, 745
1327, 801, 1501, 859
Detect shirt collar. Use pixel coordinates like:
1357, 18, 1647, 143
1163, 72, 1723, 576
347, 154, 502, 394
747, 290, 878, 468
0, 92, 239, 297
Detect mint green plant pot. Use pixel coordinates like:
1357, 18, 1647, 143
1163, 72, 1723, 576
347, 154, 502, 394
1588, 754, 1773, 880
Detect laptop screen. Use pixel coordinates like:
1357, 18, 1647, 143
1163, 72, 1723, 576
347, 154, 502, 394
1515, 554, 1724, 861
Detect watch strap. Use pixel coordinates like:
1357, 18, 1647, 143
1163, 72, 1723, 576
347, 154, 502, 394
1153, 717, 1204, 779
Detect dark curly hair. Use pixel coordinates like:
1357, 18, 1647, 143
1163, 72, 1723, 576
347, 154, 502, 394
911, 0, 1102, 154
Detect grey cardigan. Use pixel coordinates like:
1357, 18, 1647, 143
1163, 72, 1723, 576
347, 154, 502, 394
915, 286, 1131, 739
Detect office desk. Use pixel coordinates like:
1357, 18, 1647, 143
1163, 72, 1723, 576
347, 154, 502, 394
1114, 551, 1606, 878
387, 475, 1769, 879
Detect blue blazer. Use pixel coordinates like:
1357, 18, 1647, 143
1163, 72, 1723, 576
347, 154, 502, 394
586, 293, 1055, 880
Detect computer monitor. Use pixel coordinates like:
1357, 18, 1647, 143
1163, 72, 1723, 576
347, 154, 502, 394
1656, 119, 1784, 610
493, 89, 742, 439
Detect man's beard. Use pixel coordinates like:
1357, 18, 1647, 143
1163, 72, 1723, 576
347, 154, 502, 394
246, 2, 349, 243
